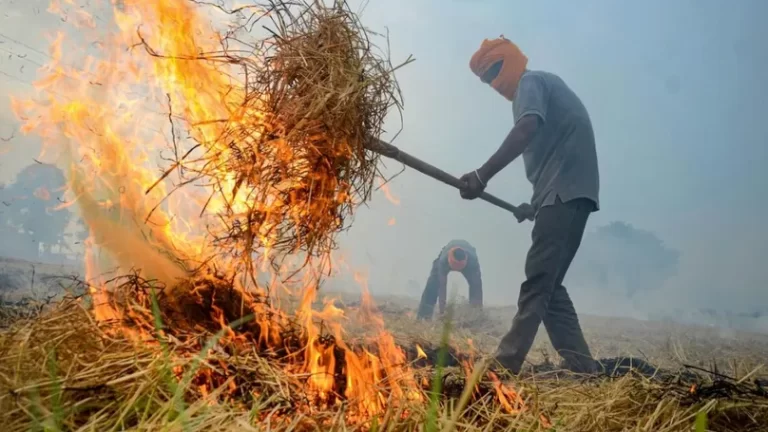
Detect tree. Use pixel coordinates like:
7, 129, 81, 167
570, 221, 680, 297
4, 163, 71, 259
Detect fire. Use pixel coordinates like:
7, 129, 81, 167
8, 0, 531, 425
292, 272, 424, 416
488, 371, 525, 414
416, 344, 427, 360
379, 181, 401, 206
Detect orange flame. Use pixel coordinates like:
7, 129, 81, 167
415, 344, 427, 360
8, 0, 528, 422
379, 181, 400, 206
488, 371, 525, 414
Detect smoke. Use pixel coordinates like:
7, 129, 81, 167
564, 221, 680, 319
570, 221, 681, 298
567, 222, 768, 333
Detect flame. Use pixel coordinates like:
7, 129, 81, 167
486, 371, 548, 427
488, 371, 525, 414
289, 271, 424, 416
415, 344, 427, 360
379, 181, 400, 206
8, 0, 529, 423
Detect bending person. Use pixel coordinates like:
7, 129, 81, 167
416, 239, 482, 320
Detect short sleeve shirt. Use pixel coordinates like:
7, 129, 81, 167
512, 70, 600, 212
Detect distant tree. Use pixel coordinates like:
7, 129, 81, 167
4, 163, 71, 258
570, 221, 680, 297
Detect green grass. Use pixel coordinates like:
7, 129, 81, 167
425, 300, 454, 432
695, 411, 708, 432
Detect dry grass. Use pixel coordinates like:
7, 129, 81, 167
139, 0, 413, 274
3, 0, 767, 429
1, 291, 767, 432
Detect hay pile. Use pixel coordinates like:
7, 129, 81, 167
0, 295, 57, 329
145, 0, 413, 270
3, 296, 768, 431
5, 0, 768, 430
0, 292, 525, 430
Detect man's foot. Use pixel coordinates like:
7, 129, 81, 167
559, 357, 598, 375
488, 355, 521, 377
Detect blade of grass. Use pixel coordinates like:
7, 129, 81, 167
44, 346, 64, 432
443, 357, 490, 432
27, 385, 45, 432
695, 410, 708, 432
425, 291, 457, 432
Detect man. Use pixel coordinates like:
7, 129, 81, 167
416, 239, 482, 320
459, 36, 599, 374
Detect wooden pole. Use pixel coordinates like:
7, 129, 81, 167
367, 138, 522, 217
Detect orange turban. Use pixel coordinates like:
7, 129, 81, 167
469, 36, 528, 101
447, 247, 468, 272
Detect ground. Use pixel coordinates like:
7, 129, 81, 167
2, 256, 767, 375
2, 257, 767, 431
0, 256, 83, 302
323, 290, 768, 377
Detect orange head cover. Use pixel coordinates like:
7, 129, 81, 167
447, 247, 468, 272
469, 35, 528, 101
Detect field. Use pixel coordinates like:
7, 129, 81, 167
8, 0, 767, 429
1, 257, 767, 431
329, 290, 768, 375
0, 257, 83, 301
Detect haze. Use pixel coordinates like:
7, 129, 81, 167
1, 0, 766, 329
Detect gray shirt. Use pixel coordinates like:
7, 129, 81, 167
513, 70, 600, 212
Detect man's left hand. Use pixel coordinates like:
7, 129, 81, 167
459, 170, 487, 200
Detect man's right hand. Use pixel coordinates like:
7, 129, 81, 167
515, 203, 535, 223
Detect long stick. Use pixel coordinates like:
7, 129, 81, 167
367, 138, 520, 216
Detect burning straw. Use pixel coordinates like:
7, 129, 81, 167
142, 0, 413, 272
19, 0, 767, 430
3, 298, 768, 431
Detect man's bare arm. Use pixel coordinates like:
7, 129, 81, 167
476, 114, 541, 183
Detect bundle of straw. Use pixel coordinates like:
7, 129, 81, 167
155, 0, 412, 269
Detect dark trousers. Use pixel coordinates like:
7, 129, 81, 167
495, 197, 595, 374
416, 261, 442, 320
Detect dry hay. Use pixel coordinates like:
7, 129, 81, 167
0, 294, 59, 329
0, 292, 529, 431
0, 298, 43, 329
106, 271, 269, 336
4, 0, 767, 430
2, 296, 768, 431
142, 0, 413, 271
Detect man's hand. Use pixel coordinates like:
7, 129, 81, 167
515, 202, 535, 223
459, 170, 487, 200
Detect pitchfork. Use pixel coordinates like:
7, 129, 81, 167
367, 138, 525, 219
